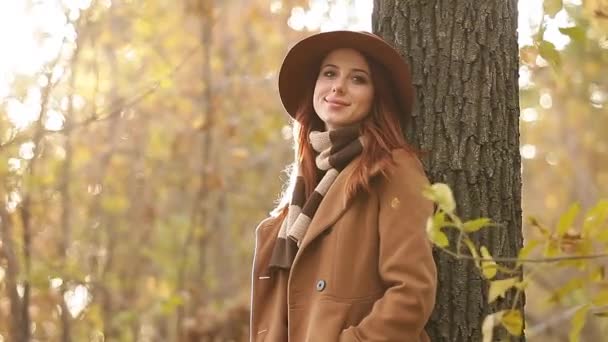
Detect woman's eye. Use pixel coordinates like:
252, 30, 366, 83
323, 70, 335, 77
352, 75, 367, 84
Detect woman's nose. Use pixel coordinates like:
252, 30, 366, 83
332, 78, 346, 94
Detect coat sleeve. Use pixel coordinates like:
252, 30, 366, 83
339, 150, 437, 342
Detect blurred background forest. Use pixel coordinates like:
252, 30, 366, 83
0, 0, 606, 341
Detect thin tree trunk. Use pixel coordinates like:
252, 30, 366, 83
176, 2, 215, 340
19, 50, 65, 340
211, 6, 232, 301
373, 0, 523, 340
57, 13, 87, 341
0, 207, 24, 342
196, 0, 216, 285
86, 32, 124, 340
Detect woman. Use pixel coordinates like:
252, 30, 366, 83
250, 30, 437, 342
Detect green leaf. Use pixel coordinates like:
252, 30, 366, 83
557, 203, 580, 236
488, 277, 519, 303
569, 305, 590, 342
463, 218, 493, 232
543, 0, 563, 18
480, 246, 497, 279
538, 40, 562, 68
558, 26, 586, 43
500, 310, 523, 336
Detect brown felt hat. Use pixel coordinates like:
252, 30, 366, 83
278, 30, 415, 123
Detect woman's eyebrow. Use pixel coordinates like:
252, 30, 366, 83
321, 63, 370, 76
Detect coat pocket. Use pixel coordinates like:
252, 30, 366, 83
343, 296, 378, 328
304, 297, 352, 342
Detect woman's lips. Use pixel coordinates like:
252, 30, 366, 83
324, 97, 350, 108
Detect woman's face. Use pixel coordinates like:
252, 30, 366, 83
313, 48, 374, 130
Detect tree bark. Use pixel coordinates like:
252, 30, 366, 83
373, 0, 523, 340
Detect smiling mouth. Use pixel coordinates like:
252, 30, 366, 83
324, 98, 350, 106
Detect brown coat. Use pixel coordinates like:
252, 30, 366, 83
250, 149, 437, 342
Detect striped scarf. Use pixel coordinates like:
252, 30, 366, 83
269, 125, 365, 270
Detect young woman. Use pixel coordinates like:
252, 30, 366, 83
250, 30, 437, 342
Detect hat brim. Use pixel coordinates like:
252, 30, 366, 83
278, 30, 415, 123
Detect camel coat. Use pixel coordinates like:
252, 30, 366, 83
250, 149, 437, 342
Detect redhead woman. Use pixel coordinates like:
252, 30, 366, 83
250, 31, 437, 342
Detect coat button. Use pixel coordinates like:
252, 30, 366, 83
316, 279, 326, 292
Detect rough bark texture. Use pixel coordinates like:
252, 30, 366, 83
373, 0, 523, 341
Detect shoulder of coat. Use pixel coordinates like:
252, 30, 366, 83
374, 148, 430, 203
387, 148, 427, 180
255, 213, 285, 232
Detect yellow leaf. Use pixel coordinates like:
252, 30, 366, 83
538, 40, 562, 68
488, 277, 519, 303
426, 214, 451, 247
558, 26, 586, 43
423, 183, 456, 214
569, 305, 590, 342
514, 279, 529, 291
101, 195, 129, 214
557, 203, 580, 236
426, 221, 449, 248
595, 228, 608, 243
464, 238, 480, 268
517, 239, 540, 266
500, 310, 523, 336
543, 0, 563, 17
592, 289, 608, 307
433, 231, 449, 247
463, 218, 493, 233
574, 238, 593, 256
431, 211, 449, 230
480, 246, 497, 279
543, 239, 560, 257
583, 200, 608, 238
547, 278, 584, 304
528, 216, 549, 236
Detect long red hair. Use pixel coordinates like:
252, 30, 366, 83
273, 53, 416, 215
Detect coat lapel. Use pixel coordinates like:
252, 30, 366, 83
292, 154, 385, 264
296, 157, 358, 253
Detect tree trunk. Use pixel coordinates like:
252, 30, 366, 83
0, 208, 25, 342
373, 0, 523, 341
